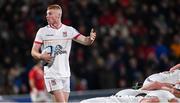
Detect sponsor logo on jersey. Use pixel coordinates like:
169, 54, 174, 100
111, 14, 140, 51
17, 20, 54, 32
54, 45, 67, 56
46, 34, 54, 36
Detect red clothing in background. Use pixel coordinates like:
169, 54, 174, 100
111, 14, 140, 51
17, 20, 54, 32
29, 67, 45, 91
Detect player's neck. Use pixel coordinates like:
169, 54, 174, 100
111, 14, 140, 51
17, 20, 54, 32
50, 21, 62, 29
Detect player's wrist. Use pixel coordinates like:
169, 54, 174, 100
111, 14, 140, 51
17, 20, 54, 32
89, 36, 94, 43
85, 36, 93, 45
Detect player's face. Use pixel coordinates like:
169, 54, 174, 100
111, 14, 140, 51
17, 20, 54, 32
46, 9, 61, 25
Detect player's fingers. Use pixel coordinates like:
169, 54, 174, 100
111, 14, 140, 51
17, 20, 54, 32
92, 33, 96, 40
90, 37, 94, 40
90, 31, 96, 36
92, 34, 96, 38
43, 53, 52, 60
91, 36, 96, 41
44, 52, 50, 55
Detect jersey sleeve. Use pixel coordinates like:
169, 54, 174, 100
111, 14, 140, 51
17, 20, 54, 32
70, 27, 81, 39
34, 28, 43, 44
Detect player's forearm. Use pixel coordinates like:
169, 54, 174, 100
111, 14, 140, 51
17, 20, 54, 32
31, 43, 42, 60
170, 63, 180, 70
161, 86, 172, 92
31, 49, 42, 60
140, 85, 157, 90
83, 36, 94, 45
74, 36, 94, 46
140, 82, 162, 90
74, 31, 96, 46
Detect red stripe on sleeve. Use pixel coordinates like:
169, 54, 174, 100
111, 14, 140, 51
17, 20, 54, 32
34, 41, 43, 44
73, 34, 81, 39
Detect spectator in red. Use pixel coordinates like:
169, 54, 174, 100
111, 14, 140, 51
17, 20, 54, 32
29, 62, 50, 102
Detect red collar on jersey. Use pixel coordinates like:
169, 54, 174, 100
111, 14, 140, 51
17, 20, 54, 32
49, 23, 62, 29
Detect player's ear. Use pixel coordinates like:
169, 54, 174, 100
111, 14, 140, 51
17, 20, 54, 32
57, 10, 61, 19
57, 13, 61, 19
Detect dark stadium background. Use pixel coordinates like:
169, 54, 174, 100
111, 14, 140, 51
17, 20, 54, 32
0, 0, 179, 102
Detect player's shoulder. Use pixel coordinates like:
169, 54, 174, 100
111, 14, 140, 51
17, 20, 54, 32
62, 24, 75, 30
36, 25, 49, 33
39, 25, 50, 30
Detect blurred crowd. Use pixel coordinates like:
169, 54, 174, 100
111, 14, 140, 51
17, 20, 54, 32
0, 0, 179, 95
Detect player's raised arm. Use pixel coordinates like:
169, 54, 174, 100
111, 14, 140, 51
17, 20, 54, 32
73, 28, 96, 46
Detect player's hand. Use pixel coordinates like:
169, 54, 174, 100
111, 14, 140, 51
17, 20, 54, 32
90, 28, 96, 41
169, 63, 180, 71
40, 52, 53, 64
169, 67, 176, 71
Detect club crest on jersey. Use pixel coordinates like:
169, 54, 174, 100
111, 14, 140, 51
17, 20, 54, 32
63, 31, 67, 37
51, 80, 56, 86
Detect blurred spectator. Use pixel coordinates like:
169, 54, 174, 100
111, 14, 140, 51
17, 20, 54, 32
170, 34, 180, 57
29, 62, 50, 102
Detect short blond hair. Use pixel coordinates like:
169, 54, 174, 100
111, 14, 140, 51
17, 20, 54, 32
47, 4, 62, 16
47, 4, 62, 10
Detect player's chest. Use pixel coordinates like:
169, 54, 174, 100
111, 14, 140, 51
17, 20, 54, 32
43, 30, 70, 40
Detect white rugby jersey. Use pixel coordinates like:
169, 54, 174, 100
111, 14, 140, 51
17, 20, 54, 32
145, 90, 176, 103
80, 96, 143, 103
143, 69, 180, 86
109, 96, 143, 103
34, 24, 80, 78
115, 89, 149, 97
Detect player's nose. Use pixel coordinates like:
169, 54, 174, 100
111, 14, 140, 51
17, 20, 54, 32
46, 15, 50, 19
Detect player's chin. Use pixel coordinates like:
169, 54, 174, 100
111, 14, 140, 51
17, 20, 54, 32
47, 21, 53, 24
